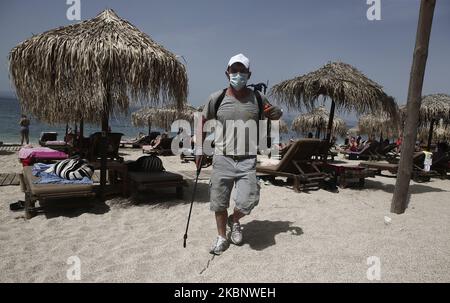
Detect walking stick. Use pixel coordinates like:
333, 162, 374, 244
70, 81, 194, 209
183, 155, 203, 248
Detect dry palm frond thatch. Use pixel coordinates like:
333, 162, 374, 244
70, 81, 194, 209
358, 113, 400, 138
291, 106, 347, 137
348, 127, 360, 136
270, 62, 397, 117
417, 119, 450, 143
9, 9, 188, 125
274, 119, 289, 134
399, 94, 450, 147
400, 94, 450, 124
132, 105, 196, 131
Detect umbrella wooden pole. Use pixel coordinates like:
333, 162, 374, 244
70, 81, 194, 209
79, 118, 84, 149
148, 122, 152, 136
326, 101, 336, 143
80, 119, 84, 138
392, 0, 435, 214
99, 111, 109, 199
427, 119, 435, 151
99, 89, 110, 199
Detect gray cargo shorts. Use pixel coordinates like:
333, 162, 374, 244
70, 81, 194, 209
209, 155, 260, 215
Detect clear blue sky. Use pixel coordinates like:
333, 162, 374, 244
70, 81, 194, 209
0, 0, 449, 121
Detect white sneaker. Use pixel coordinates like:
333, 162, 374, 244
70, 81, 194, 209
228, 215, 243, 245
209, 236, 229, 255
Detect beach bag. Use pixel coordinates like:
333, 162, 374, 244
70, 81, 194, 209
49, 158, 94, 180
136, 155, 165, 172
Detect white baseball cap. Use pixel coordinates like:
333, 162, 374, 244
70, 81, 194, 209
227, 53, 250, 69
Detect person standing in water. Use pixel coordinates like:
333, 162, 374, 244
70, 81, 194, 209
19, 114, 30, 145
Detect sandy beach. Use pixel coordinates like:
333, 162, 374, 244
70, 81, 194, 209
0, 144, 449, 283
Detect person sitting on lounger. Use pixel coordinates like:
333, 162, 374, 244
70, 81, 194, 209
349, 137, 358, 152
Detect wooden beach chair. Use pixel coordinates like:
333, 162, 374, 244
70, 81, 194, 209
256, 139, 335, 192
375, 142, 399, 161
125, 157, 186, 198
342, 141, 379, 160
38, 132, 58, 146
127, 171, 186, 199
38, 132, 71, 153
431, 151, 450, 178
87, 132, 124, 162
311, 140, 336, 161
119, 134, 152, 148
19, 166, 96, 219
142, 137, 174, 156
359, 151, 436, 182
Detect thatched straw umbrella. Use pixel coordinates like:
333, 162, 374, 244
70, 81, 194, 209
348, 127, 360, 136
9, 9, 188, 193
278, 119, 289, 134
400, 93, 450, 149
291, 106, 347, 138
270, 61, 397, 142
358, 113, 400, 140
417, 120, 450, 143
131, 105, 196, 133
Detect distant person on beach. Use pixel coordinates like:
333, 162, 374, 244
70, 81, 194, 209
19, 114, 30, 145
307, 132, 313, 138
356, 135, 362, 146
396, 135, 402, 153
349, 136, 358, 152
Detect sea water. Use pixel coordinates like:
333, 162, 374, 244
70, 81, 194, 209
0, 97, 351, 145
0, 97, 162, 144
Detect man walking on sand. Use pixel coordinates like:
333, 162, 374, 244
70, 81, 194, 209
199, 54, 282, 255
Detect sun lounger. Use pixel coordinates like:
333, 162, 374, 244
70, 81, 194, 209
120, 135, 151, 148
38, 132, 58, 146
310, 140, 336, 161
38, 132, 71, 152
375, 143, 399, 161
18, 147, 68, 166
256, 139, 336, 192
431, 152, 450, 178
142, 137, 174, 156
19, 166, 95, 219
342, 142, 380, 160
127, 170, 186, 198
87, 132, 124, 162
359, 151, 436, 182
180, 149, 213, 168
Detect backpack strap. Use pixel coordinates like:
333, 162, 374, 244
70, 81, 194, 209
253, 90, 264, 120
214, 88, 264, 119
214, 88, 228, 120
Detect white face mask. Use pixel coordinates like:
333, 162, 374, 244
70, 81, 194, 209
229, 73, 249, 91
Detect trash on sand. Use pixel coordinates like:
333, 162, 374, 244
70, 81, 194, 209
384, 216, 392, 225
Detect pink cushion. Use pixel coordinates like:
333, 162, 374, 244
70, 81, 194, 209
45, 140, 67, 146
19, 147, 68, 160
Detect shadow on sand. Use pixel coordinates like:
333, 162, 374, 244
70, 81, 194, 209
0, 150, 15, 156
241, 220, 303, 251
364, 179, 447, 194
42, 198, 110, 219
110, 180, 211, 209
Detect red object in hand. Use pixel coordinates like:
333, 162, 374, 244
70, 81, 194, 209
263, 101, 273, 116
